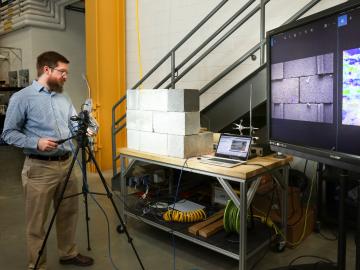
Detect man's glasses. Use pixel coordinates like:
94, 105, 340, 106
51, 67, 69, 77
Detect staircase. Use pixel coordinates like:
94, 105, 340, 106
112, 0, 340, 176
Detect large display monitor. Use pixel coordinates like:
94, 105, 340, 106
267, 1, 360, 171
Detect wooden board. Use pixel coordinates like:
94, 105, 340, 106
188, 209, 224, 235
198, 219, 224, 238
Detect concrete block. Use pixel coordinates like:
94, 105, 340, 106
272, 78, 299, 103
126, 110, 137, 130
167, 89, 199, 112
167, 132, 213, 158
317, 53, 334, 75
127, 89, 139, 110
198, 132, 214, 154
137, 110, 153, 131
153, 111, 200, 135
284, 103, 318, 122
126, 110, 153, 131
272, 103, 284, 119
139, 131, 168, 156
271, 63, 284, 80
284, 56, 317, 78
139, 89, 168, 111
317, 104, 324, 123
127, 130, 140, 150
324, 104, 333, 123
300, 75, 333, 103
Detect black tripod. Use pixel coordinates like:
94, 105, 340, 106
34, 121, 145, 270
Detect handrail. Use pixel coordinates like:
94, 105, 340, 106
112, 95, 126, 176
283, 0, 321, 25
154, 0, 257, 89
131, 0, 229, 89
199, 42, 264, 94
164, 0, 269, 89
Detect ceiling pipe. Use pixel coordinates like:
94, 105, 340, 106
0, 0, 78, 36
0, 0, 53, 18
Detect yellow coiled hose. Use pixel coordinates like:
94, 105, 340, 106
163, 209, 207, 222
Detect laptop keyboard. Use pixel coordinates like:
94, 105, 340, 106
206, 157, 240, 164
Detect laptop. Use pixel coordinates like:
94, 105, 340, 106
199, 134, 252, 168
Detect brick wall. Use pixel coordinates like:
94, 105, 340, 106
271, 53, 334, 123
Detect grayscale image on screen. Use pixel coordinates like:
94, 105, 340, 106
271, 53, 334, 124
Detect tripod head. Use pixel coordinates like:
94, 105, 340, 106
69, 109, 99, 147
70, 110, 91, 135
56, 108, 99, 147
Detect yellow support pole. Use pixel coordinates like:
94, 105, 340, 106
85, 0, 127, 170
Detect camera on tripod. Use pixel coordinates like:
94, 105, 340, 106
70, 109, 99, 137
55, 102, 99, 146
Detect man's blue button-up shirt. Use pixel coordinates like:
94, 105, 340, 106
1, 80, 76, 156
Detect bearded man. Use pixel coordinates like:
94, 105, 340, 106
1, 51, 94, 270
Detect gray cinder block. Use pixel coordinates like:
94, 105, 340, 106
126, 110, 137, 130
167, 132, 213, 158
272, 103, 284, 119
284, 103, 318, 122
272, 78, 299, 103
300, 75, 333, 103
168, 89, 199, 112
284, 56, 317, 78
138, 89, 200, 112
271, 63, 284, 80
153, 111, 200, 135
127, 89, 139, 110
127, 129, 140, 150
317, 53, 334, 75
317, 104, 333, 123
126, 110, 153, 131
324, 104, 333, 123
139, 89, 168, 111
139, 131, 168, 156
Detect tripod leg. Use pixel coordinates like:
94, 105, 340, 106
34, 146, 80, 270
86, 146, 145, 270
81, 146, 91, 251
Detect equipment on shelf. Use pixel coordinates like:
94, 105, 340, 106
224, 199, 278, 235
163, 208, 207, 222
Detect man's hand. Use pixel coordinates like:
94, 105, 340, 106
37, 138, 58, 151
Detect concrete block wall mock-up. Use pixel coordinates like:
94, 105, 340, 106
271, 53, 334, 123
126, 89, 212, 158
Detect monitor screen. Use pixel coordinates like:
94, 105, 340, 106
268, 1, 360, 168
216, 134, 252, 160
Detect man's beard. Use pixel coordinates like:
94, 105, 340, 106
47, 77, 64, 93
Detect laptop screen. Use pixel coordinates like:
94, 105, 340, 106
215, 134, 252, 160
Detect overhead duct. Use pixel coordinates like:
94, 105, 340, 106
0, 0, 79, 36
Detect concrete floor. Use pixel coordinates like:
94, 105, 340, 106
0, 145, 356, 270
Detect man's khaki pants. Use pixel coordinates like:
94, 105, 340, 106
21, 156, 80, 270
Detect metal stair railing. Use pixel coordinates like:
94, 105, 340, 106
112, 0, 322, 176
154, 0, 257, 89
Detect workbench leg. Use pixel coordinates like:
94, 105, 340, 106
239, 181, 247, 270
120, 155, 127, 223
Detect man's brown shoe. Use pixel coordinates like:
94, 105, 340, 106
59, 253, 94, 266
